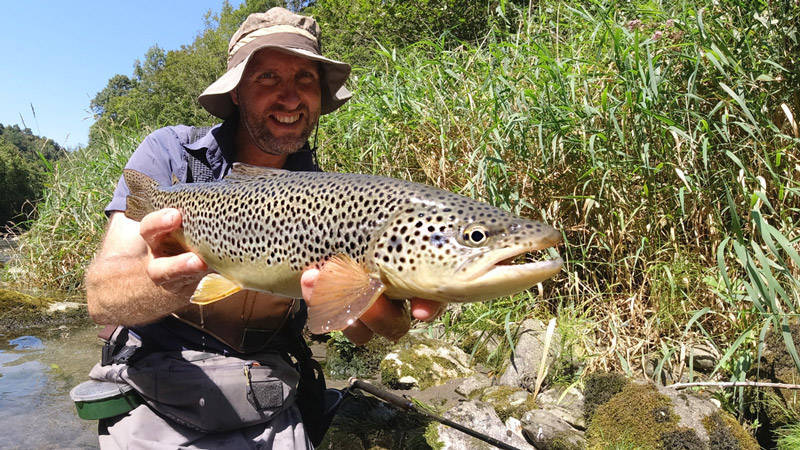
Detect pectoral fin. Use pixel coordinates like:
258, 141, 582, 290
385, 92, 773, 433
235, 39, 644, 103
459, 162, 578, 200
190, 273, 242, 305
306, 254, 386, 334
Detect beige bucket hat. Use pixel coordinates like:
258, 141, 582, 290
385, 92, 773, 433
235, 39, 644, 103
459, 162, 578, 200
198, 7, 352, 119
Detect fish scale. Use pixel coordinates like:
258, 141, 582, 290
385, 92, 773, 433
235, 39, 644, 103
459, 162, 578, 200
123, 163, 563, 333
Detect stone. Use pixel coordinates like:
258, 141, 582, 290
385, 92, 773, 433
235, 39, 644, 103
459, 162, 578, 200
586, 381, 759, 449
685, 345, 718, 373
536, 386, 586, 430
498, 319, 560, 390
424, 400, 533, 450
455, 374, 492, 397
380, 335, 474, 390
474, 385, 537, 422
521, 409, 585, 450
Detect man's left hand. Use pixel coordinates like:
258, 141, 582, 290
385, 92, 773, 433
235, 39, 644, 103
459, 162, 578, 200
300, 269, 446, 345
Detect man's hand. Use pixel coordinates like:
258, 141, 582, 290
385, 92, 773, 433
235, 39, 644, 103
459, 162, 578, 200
139, 208, 210, 298
300, 269, 446, 345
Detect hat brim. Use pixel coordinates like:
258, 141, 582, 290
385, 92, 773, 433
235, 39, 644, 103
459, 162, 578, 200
198, 45, 352, 119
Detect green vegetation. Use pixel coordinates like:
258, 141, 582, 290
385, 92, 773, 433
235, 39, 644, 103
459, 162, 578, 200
0, 124, 65, 227
3, 0, 799, 443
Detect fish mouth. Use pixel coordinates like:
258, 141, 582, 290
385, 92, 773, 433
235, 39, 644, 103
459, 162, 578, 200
446, 230, 563, 300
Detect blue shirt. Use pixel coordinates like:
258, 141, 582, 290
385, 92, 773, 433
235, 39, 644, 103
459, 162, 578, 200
105, 119, 319, 214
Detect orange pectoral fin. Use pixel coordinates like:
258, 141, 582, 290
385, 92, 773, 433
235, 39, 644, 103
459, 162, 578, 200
190, 273, 242, 305
306, 254, 386, 334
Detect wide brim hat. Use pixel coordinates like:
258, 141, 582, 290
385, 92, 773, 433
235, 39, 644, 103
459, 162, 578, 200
199, 7, 351, 119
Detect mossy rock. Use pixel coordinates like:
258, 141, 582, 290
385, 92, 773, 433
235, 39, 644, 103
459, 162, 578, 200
325, 331, 392, 379
583, 371, 628, 425
472, 385, 537, 422
587, 382, 759, 450
380, 335, 474, 390
0, 288, 87, 332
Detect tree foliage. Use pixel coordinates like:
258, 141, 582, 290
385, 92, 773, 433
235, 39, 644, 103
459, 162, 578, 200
0, 141, 43, 226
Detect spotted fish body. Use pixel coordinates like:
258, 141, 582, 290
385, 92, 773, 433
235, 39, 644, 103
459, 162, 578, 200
123, 163, 563, 333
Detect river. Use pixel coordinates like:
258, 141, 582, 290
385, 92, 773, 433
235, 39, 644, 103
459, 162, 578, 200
0, 325, 101, 448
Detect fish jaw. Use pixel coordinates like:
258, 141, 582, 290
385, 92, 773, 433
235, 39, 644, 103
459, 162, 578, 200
442, 255, 564, 302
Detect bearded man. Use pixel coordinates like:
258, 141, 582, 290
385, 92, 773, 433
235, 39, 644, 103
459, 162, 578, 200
84, 7, 443, 448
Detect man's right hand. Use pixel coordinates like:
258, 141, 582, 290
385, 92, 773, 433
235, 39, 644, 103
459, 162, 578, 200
139, 208, 208, 298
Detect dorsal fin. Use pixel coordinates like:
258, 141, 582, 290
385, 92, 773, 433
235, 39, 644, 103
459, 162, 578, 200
225, 162, 287, 181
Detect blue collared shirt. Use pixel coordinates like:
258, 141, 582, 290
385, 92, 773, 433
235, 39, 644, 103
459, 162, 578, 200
105, 119, 319, 214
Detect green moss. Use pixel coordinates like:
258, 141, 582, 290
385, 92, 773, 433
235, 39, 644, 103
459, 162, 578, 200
380, 335, 472, 390
537, 431, 583, 450
0, 288, 87, 332
755, 320, 800, 428
702, 411, 759, 450
586, 383, 679, 449
583, 371, 629, 425
475, 385, 536, 422
423, 422, 444, 450
659, 428, 705, 450
325, 331, 392, 379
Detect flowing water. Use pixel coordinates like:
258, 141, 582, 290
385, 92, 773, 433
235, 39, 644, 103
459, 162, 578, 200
0, 324, 102, 448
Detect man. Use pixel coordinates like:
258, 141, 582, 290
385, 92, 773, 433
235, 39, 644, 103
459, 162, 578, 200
85, 7, 444, 448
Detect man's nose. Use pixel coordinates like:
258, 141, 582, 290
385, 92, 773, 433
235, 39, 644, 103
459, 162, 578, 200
275, 83, 301, 110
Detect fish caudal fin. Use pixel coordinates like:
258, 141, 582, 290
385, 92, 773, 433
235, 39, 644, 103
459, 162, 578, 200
306, 254, 386, 334
123, 169, 159, 221
190, 273, 243, 305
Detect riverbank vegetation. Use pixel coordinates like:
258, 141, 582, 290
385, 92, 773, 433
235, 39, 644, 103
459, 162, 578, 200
3, 0, 798, 442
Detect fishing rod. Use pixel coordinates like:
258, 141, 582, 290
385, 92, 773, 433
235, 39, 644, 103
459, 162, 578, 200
347, 378, 531, 450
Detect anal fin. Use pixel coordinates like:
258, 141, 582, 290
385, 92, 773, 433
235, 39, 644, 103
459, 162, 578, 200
306, 254, 386, 334
190, 273, 242, 305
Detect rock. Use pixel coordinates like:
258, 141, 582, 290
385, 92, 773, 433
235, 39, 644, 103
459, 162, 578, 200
537, 386, 586, 430
685, 344, 718, 373
498, 319, 560, 390
380, 335, 474, 390
474, 385, 537, 422
424, 400, 533, 449
586, 381, 759, 449
751, 319, 800, 429
324, 332, 392, 379
458, 329, 502, 365
455, 374, 491, 397
521, 409, 585, 450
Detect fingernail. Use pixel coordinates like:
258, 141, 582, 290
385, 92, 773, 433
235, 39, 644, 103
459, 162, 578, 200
165, 210, 178, 225
187, 254, 202, 269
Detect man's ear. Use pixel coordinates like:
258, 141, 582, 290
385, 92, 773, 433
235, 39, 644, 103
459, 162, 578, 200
230, 88, 239, 106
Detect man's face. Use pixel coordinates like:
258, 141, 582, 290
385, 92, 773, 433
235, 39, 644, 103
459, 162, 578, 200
232, 48, 322, 156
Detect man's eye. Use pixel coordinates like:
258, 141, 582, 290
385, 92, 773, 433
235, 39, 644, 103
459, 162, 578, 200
258, 73, 277, 81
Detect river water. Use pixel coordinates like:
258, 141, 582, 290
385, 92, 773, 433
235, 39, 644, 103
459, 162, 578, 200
0, 325, 101, 448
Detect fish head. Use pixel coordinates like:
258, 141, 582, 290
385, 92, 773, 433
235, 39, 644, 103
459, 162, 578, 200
371, 200, 563, 302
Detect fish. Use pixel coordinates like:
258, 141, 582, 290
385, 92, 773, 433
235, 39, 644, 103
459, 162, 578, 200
123, 163, 563, 333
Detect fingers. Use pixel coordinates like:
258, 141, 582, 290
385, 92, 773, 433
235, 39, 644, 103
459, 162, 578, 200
140, 208, 185, 257
146, 252, 208, 291
357, 296, 410, 342
410, 298, 446, 322
300, 268, 319, 301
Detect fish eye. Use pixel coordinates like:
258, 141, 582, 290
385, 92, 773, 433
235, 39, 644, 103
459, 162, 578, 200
461, 225, 488, 246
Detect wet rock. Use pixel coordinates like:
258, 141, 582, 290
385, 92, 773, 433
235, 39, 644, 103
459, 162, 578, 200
380, 335, 474, 390
455, 373, 491, 397
537, 386, 586, 430
424, 400, 533, 449
498, 319, 560, 390
473, 385, 536, 422
586, 381, 758, 449
521, 409, 585, 450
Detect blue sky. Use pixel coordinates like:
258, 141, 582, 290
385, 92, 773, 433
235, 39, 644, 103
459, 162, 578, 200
0, 1, 243, 149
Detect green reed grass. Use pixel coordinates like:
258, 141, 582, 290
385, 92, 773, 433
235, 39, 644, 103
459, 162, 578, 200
3, 126, 147, 291
320, 0, 800, 377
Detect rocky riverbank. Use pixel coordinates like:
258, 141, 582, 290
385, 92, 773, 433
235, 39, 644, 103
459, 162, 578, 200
317, 318, 764, 449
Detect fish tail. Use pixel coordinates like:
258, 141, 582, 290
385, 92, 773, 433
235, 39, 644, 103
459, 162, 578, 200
123, 169, 159, 221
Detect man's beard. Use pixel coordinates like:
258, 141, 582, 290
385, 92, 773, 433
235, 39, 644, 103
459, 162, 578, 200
240, 106, 318, 156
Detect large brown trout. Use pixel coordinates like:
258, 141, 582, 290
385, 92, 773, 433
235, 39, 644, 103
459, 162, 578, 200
123, 163, 563, 333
